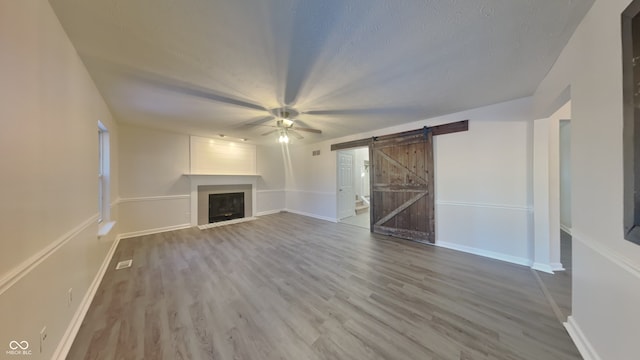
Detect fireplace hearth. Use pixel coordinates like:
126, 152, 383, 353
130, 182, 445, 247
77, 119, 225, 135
209, 192, 245, 223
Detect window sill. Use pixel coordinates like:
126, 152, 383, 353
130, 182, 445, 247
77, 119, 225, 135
98, 221, 116, 238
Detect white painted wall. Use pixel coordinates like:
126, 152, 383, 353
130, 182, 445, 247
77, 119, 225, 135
256, 145, 286, 215
118, 124, 191, 236
533, 1, 640, 359
118, 125, 286, 235
0, 1, 119, 358
285, 98, 533, 265
560, 120, 572, 232
190, 136, 257, 175
283, 143, 339, 221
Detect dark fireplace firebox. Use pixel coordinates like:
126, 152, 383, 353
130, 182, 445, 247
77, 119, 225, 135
209, 192, 245, 223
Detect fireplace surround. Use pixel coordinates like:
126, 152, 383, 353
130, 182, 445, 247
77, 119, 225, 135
187, 174, 258, 226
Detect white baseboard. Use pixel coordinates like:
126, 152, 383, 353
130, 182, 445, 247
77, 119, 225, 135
550, 262, 565, 272
198, 217, 256, 230
560, 224, 572, 235
531, 262, 556, 274
52, 235, 121, 359
564, 316, 601, 360
119, 223, 192, 240
256, 209, 284, 216
437, 241, 532, 267
283, 209, 338, 223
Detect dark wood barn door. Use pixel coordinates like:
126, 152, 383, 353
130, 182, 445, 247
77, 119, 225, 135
370, 130, 435, 243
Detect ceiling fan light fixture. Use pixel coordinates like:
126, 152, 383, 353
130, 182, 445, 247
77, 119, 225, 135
278, 133, 290, 144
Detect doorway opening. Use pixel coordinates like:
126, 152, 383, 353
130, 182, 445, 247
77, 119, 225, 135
331, 121, 466, 242
533, 100, 573, 324
559, 119, 572, 274
337, 147, 370, 229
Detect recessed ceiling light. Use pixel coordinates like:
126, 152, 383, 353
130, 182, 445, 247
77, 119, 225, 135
219, 134, 226, 138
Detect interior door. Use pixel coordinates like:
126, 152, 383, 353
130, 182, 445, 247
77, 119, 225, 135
370, 131, 435, 243
338, 151, 355, 219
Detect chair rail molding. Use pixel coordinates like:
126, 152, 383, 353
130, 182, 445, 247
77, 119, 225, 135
0, 214, 99, 296
118, 194, 190, 203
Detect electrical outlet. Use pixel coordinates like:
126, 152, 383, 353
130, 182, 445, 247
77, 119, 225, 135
68, 288, 73, 306
39, 326, 47, 353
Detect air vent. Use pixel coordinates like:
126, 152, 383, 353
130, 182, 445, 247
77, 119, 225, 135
312, 150, 321, 156
115, 259, 132, 270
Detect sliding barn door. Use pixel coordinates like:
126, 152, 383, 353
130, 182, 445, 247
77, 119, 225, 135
370, 131, 435, 243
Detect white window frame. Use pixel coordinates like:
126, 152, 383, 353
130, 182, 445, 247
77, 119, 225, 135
98, 121, 110, 224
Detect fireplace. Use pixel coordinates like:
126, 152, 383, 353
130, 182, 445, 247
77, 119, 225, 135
209, 192, 245, 223
190, 177, 256, 227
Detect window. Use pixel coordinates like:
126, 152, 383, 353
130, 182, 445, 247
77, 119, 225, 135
98, 121, 110, 223
623, 0, 640, 245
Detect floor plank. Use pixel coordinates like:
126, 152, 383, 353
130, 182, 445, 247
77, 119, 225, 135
68, 212, 581, 360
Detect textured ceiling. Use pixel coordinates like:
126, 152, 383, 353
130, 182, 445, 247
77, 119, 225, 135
49, 0, 593, 145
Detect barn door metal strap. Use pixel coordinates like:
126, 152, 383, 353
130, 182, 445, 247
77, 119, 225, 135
374, 192, 426, 226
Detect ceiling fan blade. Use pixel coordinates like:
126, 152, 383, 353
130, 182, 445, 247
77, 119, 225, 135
261, 129, 279, 136
304, 109, 355, 116
86, 56, 267, 111
304, 107, 425, 117
293, 126, 322, 134
144, 77, 266, 111
239, 116, 275, 128
291, 118, 315, 128
288, 130, 304, 140
281, 1, 342, 106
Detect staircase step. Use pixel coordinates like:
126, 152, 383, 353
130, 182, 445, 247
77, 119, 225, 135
355, 205, 369, 215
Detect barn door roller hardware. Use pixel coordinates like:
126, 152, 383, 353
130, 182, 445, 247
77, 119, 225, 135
423, 126, 431, 139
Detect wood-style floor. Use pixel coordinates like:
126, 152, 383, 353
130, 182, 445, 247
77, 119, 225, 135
68, 213, 581, 360
535, 231, 573, 321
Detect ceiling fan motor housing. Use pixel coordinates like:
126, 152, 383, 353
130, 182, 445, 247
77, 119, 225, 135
270, 107, 299, 120
277, 119, 294, 128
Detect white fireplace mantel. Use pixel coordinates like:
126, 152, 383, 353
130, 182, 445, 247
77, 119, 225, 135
185, 174, 260, 226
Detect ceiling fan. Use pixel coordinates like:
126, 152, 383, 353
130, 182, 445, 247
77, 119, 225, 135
95, 59, 404, 142
252, 107, 322, 142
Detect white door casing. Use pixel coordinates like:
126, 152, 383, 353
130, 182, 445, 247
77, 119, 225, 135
338, 151, 355, 219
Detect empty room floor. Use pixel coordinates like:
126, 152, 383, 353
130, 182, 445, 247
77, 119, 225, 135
68, 213, 581, 360
340, 208, 370, 229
